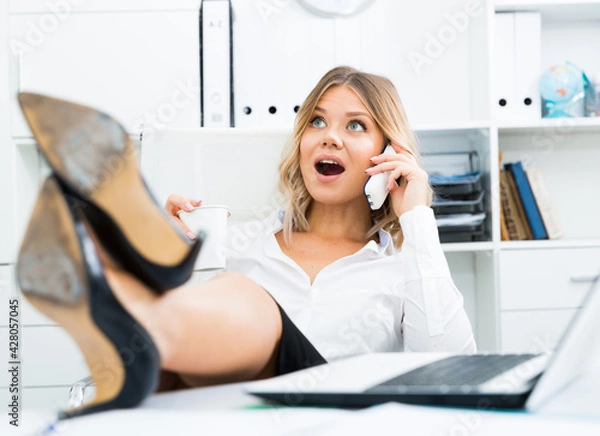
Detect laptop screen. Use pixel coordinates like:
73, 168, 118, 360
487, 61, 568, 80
526, 275, 600, 410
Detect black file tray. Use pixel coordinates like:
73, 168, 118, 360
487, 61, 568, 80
422, 151, 480, 179
430, 171, 483, 196
438, 222, 486, 243
433, 191, 485, 215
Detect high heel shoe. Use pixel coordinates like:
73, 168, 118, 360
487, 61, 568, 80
17, 92, 202, 292
17, 176, 160, 418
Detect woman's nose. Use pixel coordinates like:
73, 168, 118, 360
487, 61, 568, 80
321, 129, 342, 149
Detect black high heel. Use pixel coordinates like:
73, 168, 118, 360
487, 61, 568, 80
18, 92, 202, 292
17, 176, 160, 418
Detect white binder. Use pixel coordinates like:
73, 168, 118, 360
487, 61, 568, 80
201, 0, 233, 127
231, 0, 336, 129
514, 12, 541, 120
494, 12, 515, 121
494, 12, 542, 122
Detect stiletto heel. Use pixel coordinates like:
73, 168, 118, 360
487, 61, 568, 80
17, 177, 160, 418
17, 92, 202, 292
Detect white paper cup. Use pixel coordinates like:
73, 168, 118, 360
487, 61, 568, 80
178, 205, 229, 271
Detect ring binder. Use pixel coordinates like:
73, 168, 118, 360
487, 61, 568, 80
200, 0, 233, 127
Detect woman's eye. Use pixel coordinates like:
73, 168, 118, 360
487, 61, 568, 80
311, 117, 326, 127
348, 120, 366, 131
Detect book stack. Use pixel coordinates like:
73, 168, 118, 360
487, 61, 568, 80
425, 152, 487, 243
499, 161, 563, 241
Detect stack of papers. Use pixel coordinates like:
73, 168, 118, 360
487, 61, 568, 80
436, 213, 486, 227
429, 170, 482, 185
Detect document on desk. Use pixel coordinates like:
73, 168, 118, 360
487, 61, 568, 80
320, 402, 600, 435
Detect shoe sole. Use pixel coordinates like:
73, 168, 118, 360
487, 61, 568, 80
17, 177, 126, 413
18, 92, 191, 267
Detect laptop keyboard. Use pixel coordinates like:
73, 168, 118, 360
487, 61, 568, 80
372, 354, 539, 388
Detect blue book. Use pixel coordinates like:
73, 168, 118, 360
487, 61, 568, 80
505, 162, 548, 240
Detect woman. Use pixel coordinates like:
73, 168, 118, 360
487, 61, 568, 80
17, 66, 475, 418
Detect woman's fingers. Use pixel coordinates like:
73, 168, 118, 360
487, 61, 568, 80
367, 149, 422, 175
389, 141, 414, 156
365, 161, 398, 175
388, 164, 428, 188
369, 144, 431, 216
176, 219, 197, 241
365, 160, 414, 177
366, 157, 428, 191
165, 194, 202, 214
164, 194, 202, 240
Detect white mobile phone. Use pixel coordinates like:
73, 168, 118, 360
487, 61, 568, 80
364, 144, 395, 210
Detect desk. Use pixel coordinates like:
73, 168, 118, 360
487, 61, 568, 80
12, 369, 600, 435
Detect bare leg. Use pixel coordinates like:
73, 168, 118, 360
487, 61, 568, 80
103, 267, 283, 388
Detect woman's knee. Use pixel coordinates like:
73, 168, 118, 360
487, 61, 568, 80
207, 272, 283, 342
206, 271, 264, 293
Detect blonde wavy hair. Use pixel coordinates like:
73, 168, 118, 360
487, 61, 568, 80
277, 66, 431, 248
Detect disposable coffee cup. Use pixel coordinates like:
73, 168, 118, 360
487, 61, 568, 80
177, 205, 229, 271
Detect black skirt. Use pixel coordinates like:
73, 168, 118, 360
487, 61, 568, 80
274, 302, 327, 376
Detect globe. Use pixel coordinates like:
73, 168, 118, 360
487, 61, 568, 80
539, 63, 585, 117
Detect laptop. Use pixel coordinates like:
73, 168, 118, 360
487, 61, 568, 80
246, 276, 600, 411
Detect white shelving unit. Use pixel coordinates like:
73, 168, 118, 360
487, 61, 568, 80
492, 0, 600, 356
1, 0, 599, 413
498, 116, 600, 132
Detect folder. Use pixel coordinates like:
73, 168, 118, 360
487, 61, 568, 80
514, 12, 541, 120
499, 169, 516, 240
494, 12, 515, 121
526, 167, 563, 239
505, 162, 548, 240
498, 151, 509, 241
500, 169, 531, 240
201, 0, 233, 127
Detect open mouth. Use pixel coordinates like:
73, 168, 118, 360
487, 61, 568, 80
315, 159, 345, 176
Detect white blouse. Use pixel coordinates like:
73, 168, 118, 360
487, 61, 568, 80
224, 205, 476, 362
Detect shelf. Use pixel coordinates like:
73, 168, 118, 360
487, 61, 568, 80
148, 123, 492, 137
13, 136, 35, 145
413, 120, 491, 134
495, 1, 600, 21
15, 133, 144, 146
444, 239, 600, 251
497, 117, 600, 134
499, 239, 600, 250
139, 125, 481, 137
14, 124, 493, 144
9, 0, 201, 14
442, 242, 494, 252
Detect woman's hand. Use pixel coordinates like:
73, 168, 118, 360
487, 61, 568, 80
164, 194, 202, 240
365, 143, 431, 218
